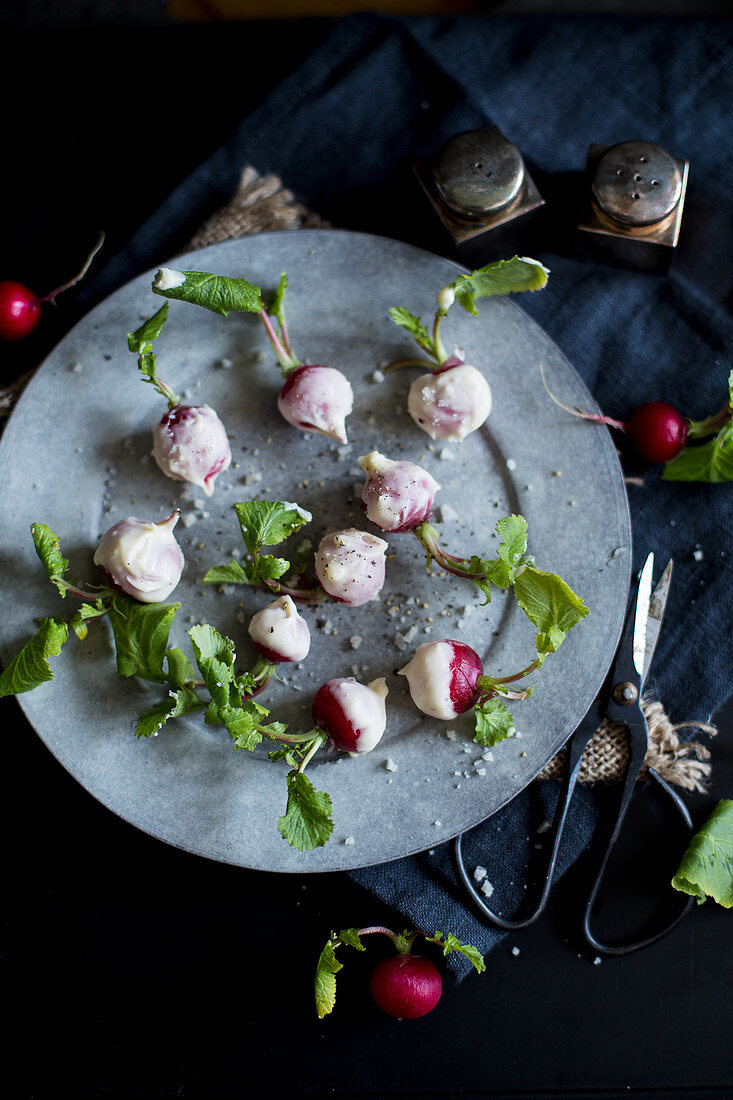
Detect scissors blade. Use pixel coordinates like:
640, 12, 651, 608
632, 553, 654, 677
641, 559, 673, 689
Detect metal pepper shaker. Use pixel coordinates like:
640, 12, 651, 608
577, 140, 689, 273
414, 128, 544, 251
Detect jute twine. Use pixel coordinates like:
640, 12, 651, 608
1, 166, 716, 791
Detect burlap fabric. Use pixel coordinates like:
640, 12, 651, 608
1, 165, 716, 791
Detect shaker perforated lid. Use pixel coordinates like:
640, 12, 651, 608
591, 140, 683, 228
433, 129, 525, 218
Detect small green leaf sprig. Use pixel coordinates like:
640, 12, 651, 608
204, 499, 323, 602
151, 267, 301, 378
315, 924, 485, 1019
388, 256, 549, 371
0, 522, 335, 851
127, 302, 180, 407
413, 513, 588, 745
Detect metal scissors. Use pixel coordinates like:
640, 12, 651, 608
452, 553, 695, 955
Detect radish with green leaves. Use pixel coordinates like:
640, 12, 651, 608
151, 269, 354, 444
315, 925, 485, 1020
399, 637, 555, 747
542, 365, 733, 481
0, 233, 104, 341
355, 452, 588, 742
128, 304, 232, 496
0, 520, 365, 852
388, 256, 549, 442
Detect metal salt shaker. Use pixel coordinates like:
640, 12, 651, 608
414, 128, 545, 250
577, 140, 689, 273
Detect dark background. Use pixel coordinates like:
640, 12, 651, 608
2, 16, 732, 1100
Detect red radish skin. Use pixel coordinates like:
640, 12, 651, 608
399, 639, 483, 720
448, 641, 484, 713
628, 402, 689, 464
312, 677, 388, 754
370, 955, 443, 1019
313, 682, 358, 751
0, 281, 41, 340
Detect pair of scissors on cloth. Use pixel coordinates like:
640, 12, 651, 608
452, 552, 695, 955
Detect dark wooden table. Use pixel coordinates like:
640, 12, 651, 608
2, 23, 731, 1100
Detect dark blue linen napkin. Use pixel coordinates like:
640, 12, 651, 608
70, 12, 732, 973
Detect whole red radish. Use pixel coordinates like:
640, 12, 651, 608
0, 233, 104, 342
628, 401, 688, 463
370, 954, 443, 1019
0, 282, 41, 340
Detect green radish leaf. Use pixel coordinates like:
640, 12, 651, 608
432, 931, 486, 974
152, 270, 263, 316
135, 684, 205, 738
68, 599, 108, 640
495, 513, 528, 570
269, 272, 288, 327
672, 800, 733, 907
203, 560, 257, 586
188, 623, 240, 710
314, 928, 365, 1019
234, 500, 312, 554
452, 256, 549, 316
127, 303, 170, 354
388, 306, 435, 356
0, 618, 69, 698
256, 555, 290, 582
165, 647, 197, 686
108, 596, 179, 682
513, 564, 588, 654
278, 770, 334, 850
662, 422, 733, 483
31, 522, 69, 596
474, 697, 515, 746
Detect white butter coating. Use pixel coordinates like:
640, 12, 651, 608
315, 528, 388, 606
152, 404, 231, 496
153, 268, 186, 290
399, 640, 456, 719
333, 676, 388, 754
277, 365, 354, 443
358, 450, 440, 532
407, 363, 492, 442
94, 512, 184, 603
248, 595, 311, 663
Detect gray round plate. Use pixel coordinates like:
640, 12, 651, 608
0, 231, 631, 872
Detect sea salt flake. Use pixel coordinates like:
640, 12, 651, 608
436, 503, 458, 523
473, 865, 487, 883
343, 837, 355, 846
511, 946, 520, 956
506, 458, 517, 471
349, 635, 362, 649
481, 880, 494, 898
385, 758, 398, 772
